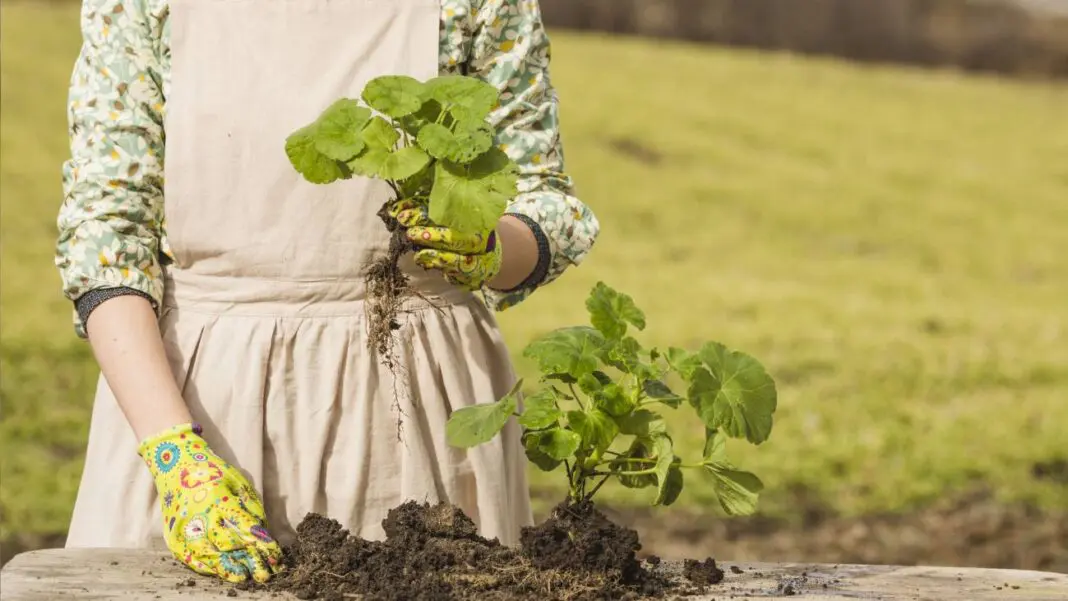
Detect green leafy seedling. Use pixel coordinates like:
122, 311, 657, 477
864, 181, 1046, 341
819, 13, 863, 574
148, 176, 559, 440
284, 75, 518, 362
445, 282, 779, 517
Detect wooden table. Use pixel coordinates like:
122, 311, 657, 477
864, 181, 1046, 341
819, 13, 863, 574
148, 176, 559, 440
2, 549, 1067, 600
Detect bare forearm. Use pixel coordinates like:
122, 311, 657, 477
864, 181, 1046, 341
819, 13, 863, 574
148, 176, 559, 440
489, 214, 540, 291
85, 295, 191, 441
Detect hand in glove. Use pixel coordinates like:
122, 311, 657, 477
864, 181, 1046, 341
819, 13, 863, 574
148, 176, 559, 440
139, 423, 284, 583
388, 199, 502, 290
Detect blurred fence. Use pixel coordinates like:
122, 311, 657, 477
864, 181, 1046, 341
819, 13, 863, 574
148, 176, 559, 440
538, 0, 1068, 79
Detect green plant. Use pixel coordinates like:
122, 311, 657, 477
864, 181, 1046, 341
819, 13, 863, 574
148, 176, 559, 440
446, 282, 778, 515
284, 75, 519, 359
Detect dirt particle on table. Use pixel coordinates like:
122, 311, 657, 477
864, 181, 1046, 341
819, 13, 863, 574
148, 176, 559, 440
682, 557, 724, 586
729, 565, 744, 574
776, 575, 808, 596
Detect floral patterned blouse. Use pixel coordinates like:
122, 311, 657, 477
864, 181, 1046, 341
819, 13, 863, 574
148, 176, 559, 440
55, 0, 598, 338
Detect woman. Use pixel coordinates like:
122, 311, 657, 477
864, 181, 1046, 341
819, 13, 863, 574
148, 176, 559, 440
56, 0, 598, 584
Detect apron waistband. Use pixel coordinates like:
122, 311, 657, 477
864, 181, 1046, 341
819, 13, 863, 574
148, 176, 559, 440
161, 268, 474, 317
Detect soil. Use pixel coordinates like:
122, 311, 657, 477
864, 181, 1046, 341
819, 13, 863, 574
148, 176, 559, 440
259, 500, 707, 601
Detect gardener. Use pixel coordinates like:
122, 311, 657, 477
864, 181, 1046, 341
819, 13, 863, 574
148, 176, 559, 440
55, 0, 598, 585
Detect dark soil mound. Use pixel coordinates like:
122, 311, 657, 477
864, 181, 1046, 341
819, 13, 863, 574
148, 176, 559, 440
262, 500, 682, 601
520, 500, 645, 579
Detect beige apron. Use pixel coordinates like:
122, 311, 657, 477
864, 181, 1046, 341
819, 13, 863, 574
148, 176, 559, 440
65, 0, 532, 550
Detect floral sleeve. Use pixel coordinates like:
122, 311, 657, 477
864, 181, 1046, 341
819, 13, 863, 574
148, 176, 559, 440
55, 0, 167, 338
466, 0, 600, 311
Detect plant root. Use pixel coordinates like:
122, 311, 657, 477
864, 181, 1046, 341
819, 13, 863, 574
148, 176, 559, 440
365, 200, 414, 365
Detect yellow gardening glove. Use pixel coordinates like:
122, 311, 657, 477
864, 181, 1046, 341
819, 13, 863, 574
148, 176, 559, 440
138, 423, 284, 583
389, 199, 502, 290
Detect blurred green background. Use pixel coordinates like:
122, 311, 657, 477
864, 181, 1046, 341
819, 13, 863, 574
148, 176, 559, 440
2, 0, 1067, 572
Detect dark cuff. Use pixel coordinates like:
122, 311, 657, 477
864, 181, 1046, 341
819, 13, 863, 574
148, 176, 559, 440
76, 287, 155, 326
497, 212, 552, 294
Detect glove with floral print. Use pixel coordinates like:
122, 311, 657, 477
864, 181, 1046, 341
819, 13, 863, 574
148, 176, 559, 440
138, 423, 284, 583
388, 199, 502, 290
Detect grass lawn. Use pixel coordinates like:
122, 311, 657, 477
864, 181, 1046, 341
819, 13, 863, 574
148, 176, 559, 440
2, 0, 1067, 551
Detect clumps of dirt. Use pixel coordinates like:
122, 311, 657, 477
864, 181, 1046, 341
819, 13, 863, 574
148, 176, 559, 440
261, 500, 685, 601
364, 201, 414, 364
682, 558, 724, 586
520, 500, 669, 597
520, 501, 652, 585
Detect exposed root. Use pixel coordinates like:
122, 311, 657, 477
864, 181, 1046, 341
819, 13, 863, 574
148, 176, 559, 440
364, 200, 418, 440
364, 200, 413, 364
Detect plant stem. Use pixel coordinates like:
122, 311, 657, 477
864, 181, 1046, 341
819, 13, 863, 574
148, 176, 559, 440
636, 398, 677, 408
584, 475, 611, 501
601, 457, 656, 466
568, 383, 586, 411
594, 457, 707, 470
385, 179, 401, 198
591, 467, 660, 477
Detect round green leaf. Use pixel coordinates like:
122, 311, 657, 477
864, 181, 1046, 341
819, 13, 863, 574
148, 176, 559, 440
398, 99, 446, 137
522, 326, 605, 382
593, 383, 634, 417
665, 347, 702, 380
361, 75, 426, 118
642, 379, 683, 408
600, 336, 655, 379
523, 432, 562, 472
614, 409, 666, 438
655, 463, 684, 506
703, 428, 727, 462
311, 99, 372, 161
285, 126, 344, 184
379, 146, 430, 180
645, 434, 677, 506
704, 462, 763, 516
416, 122, 494, 163
445, 387, 518, 448
347, 147, 430, 181
518, 390, 562, 430
361, 116, 401, 150
425, 75, 499, 123
586, 281, 646, 340
577, 374, 602, 395
687, 342, 777, 445
534, 428, 582, 461
566, 409, 618, 452
427, 149, 517, 235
